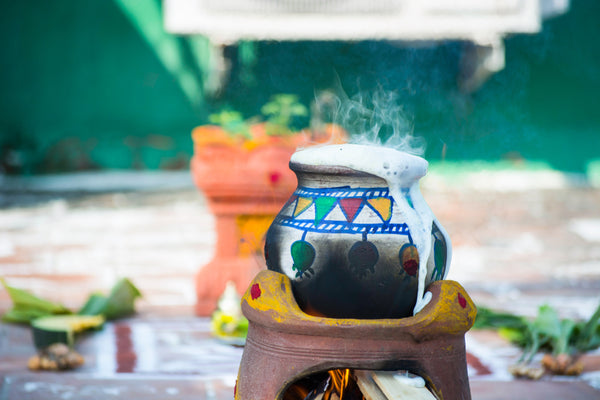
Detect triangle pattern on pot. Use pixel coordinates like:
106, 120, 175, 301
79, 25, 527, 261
293, 196, 314, 218
339, 198, 364, 223
366, 198, 392, 223
322, 203, 349, 222
314, 197, 338, 226
280, 195, 298, 217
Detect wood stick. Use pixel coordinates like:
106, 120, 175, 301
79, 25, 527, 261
371, 371, 437, 400
356, 371, 437, 400
354, 370, 388, 400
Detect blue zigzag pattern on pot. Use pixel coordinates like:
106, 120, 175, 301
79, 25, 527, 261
275, 218, 411, 236
272, 185, 413, 239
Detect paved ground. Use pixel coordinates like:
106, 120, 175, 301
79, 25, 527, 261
1, 169, 599, 399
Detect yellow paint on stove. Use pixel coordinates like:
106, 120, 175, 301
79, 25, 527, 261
241, 270, 477, 333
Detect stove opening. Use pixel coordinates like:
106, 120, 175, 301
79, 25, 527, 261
283, 369, 364, 400
282, 369, 438, 400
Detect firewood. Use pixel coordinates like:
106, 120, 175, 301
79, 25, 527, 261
356, 370, 437, 400
354, 370, 387, 400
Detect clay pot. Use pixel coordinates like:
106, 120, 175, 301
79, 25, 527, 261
264, 159, 449, 319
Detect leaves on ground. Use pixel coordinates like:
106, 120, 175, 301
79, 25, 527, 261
475, 302, 600, 376
1, 278, 71, 324
1, 278, 142, 324
78, 278, 142, 320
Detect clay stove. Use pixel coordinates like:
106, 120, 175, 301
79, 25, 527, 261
234, 144, 476, 399
235, 270, 476, 399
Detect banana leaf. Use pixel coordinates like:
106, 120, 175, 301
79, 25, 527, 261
78, 278, 142, 320
1, 278, 71, 324
2, 278, 142, 324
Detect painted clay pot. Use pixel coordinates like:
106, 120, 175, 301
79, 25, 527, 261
264, 154, 450, 319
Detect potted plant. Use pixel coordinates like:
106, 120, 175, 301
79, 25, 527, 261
191, 94, 345, 315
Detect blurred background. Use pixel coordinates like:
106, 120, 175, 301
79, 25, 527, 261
0, 0, 598, 176
1, 0, 599, 312
1, 2, 600, 397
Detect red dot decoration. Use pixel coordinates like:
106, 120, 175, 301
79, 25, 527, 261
399, 243, 419, 276
269, 171, 281, 185
457, 293, 467, 309
251, 283, 262, 300
403, 259, 418, 277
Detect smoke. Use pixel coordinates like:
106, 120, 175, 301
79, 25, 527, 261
313, 87, 426, 156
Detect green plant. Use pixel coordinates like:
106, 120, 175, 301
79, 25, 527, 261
208, 110, 252, 139
474, 303, 600, 375
207, 94, 309, 139
261, 94, 308, 136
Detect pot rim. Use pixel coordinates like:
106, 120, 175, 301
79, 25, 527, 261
289, 161, 377, 177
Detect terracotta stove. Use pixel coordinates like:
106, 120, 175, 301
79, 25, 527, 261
235, 269, 476, 399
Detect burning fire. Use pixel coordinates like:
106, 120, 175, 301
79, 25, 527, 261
327, 369, 361, 400
284, 369, 365, 400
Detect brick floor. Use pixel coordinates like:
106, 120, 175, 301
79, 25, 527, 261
1, 170, 600, 398
0, 188, 216, 311
2, 317, 599, 399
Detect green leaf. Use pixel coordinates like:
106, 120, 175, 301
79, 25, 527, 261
555, 318, 576, 355
498, 327, 527, 346
522, 321, 544, 362
260, 93, 308, 136
571, 303, 600, 352
532, 304, 562, 339
473, 306, 528, 330
78, 293, 108, 316
583, 327, 600, 351
2, 308, 57, 324
78, 278, 142, 320
579, 303, 600, 345
290, 103, 308, 117
261, 103, 279, 116
1, 278, 71, 324
208, 110, 251, 138
529, 305, 578, 356
474, 302, 600, 362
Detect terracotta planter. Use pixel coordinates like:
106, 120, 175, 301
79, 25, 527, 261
191, 124, 345, 315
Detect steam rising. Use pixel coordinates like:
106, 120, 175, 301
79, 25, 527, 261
313, 88, 426, 155
305, 87, 446, 315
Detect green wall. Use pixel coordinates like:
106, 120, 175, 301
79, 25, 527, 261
1, 0, 598, 174
0, 0, 204, 173
220, 0, 600, 172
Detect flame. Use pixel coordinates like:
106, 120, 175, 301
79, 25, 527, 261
324, 369, 364, 400
327, 369, 350, 400
283, 369, 365, 400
